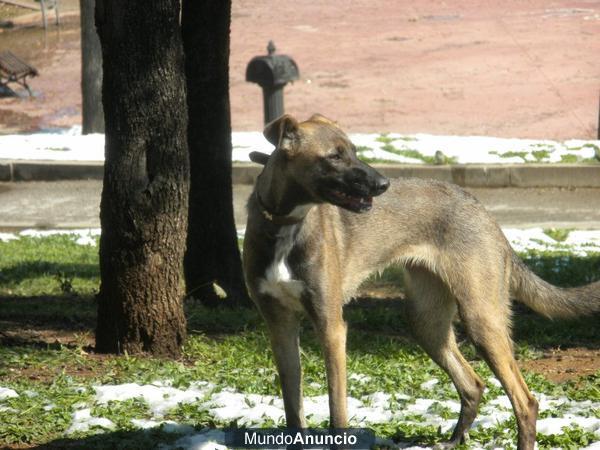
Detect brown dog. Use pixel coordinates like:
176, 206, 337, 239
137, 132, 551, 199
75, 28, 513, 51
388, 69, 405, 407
242, 113, 600, 450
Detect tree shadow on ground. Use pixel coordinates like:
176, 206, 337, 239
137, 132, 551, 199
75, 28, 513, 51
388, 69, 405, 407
0, 295, 598, 353
25, 428, 185, 449
0, 261, 99, 287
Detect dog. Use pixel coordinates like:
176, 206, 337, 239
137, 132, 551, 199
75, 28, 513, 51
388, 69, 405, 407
242, 113, 600, 450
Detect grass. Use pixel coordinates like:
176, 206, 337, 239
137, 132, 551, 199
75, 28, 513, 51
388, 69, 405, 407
0, 235, 99, 296
543, 228, 572, 242
372, 134, 458, 165
0, 234, 599, 449
352, 134, 600, 165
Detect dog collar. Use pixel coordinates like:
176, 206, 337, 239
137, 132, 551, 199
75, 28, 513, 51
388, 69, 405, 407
255, 192, 305, 226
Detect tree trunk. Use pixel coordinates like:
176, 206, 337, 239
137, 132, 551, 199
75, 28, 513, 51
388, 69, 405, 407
95, 0, 189, 357
181, 0, 249, 307
80, 0, 104, 134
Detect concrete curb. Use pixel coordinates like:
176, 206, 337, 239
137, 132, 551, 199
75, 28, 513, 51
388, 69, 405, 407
0, 161, 104, 182
233, 163, 600, 188
1, 160, 600, 188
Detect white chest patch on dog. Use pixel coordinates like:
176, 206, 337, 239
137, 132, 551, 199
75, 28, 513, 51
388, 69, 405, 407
259, 226, 305, 311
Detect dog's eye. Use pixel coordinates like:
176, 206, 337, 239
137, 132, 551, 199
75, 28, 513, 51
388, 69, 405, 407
328, 148, 344, 161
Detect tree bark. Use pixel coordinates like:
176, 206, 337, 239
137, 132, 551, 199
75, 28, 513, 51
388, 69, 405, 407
80, 0, 104, 134
95, 0, 189, 357
182, 0, 249, 307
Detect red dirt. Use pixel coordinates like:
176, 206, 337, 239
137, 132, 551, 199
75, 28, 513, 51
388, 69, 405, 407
522, 347, 600, 383
0, 1, 599, 139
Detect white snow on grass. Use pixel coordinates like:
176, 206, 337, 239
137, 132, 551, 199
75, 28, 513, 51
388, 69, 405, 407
503, 228, 600, 256
0, 387, 18, 399
47, 380, 600, 449
94, 381, 215, 417
1, 127, 598, 165
66, 408, 115, 434
2, 227, 600, 256
0, 228, 100, 246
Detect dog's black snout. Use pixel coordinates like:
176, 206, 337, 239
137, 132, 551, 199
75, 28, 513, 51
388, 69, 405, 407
374, 176, 390, 195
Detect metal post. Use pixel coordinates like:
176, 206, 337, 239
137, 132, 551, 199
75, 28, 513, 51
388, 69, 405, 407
55, 0, 60, 26
262, 85, 284, 125
40, 0, 47, 30
597, 91, 600, 140
246, 41, 299, 126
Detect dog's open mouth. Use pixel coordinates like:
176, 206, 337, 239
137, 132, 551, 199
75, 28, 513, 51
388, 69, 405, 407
327, 189, 373, 212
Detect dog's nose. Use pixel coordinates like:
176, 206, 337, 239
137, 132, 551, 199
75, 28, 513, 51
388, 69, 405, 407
374, 176, 390, 195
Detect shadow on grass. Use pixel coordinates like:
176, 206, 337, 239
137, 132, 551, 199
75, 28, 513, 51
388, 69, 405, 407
0, 294, 598, 353
26, 428, 184, 449
0, 261, 99, 287
26, 430, 440, 450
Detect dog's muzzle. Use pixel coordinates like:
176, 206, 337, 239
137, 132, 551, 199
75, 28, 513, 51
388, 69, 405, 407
324, 164, 389, 213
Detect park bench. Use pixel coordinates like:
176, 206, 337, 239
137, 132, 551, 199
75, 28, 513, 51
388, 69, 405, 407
0, 50, 38, 96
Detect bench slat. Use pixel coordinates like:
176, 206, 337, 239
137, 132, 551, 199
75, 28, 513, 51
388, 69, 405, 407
0, 51, 38, 78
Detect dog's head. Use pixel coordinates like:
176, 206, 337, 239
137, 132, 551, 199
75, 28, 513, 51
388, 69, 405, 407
250, 114, 389, 213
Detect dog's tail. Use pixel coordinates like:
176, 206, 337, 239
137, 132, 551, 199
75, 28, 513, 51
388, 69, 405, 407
510, 253, 600, 318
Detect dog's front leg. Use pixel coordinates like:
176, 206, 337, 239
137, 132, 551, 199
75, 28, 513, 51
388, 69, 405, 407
315, 310, 348, 428
262, 303, 307, 428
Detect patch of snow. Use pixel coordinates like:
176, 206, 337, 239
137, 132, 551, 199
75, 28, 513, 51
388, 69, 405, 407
54, 381, 600, 449
419, 378, 439, 390
503, 228, 600, 256
131, 417, 197, 434
1, 128, 598, 165
19, 228, 101, 239
94, 382, 214, 417
537, 416, 600, 435
162, 429, 227, 450
0, 228, 101, 247
487, 377, 503, 388
0, 387, 18, 399
349, 373, 372, 384
66, 408, 115, 434
0, 233, 18, 242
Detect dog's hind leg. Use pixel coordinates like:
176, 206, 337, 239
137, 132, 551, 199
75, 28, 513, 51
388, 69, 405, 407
456, 286, 538, 450
262, 303, 307, 428
404, 267, 485, 449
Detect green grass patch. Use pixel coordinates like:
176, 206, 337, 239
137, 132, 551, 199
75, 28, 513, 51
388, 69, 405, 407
531, 149, 551, 161
489, 150, 529, 162
543, 228, 572, 242
0, 235, 99, 296
0, 234, 599, 448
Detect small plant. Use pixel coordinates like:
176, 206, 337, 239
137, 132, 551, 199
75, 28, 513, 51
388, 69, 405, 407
497, 150, 529, 162
55, 272, 75, 295
561, 154, 579, 163
375, 134, 397, 145
543, 228, 572, 242
531, 149, 551, 161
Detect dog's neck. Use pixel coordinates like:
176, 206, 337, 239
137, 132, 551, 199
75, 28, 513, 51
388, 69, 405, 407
255, 156, 314, 226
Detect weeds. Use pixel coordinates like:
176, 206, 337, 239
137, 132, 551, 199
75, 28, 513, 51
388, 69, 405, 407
0, 234, 599, 448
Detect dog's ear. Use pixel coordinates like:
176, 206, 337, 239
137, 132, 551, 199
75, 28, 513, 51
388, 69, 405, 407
263, 114, 299, 152
249, 151, 270, 166
308, 113, 339, 128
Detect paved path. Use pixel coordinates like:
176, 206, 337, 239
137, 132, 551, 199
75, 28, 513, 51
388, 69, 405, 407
1, 181, 599, 231
1, 1, 599, 139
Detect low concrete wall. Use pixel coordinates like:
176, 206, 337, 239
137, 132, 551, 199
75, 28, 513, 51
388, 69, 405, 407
1, 160, 600, 188
233, 163, 600, 188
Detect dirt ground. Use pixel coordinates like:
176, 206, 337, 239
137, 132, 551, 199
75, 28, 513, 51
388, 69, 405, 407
1, 293, 599, 383
0, 0, 599, 138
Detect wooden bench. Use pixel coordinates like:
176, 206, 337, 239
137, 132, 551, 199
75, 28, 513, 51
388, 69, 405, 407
0, 51, 38, 96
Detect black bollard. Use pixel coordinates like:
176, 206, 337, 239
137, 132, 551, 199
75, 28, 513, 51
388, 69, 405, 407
246, 41, 300, 125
